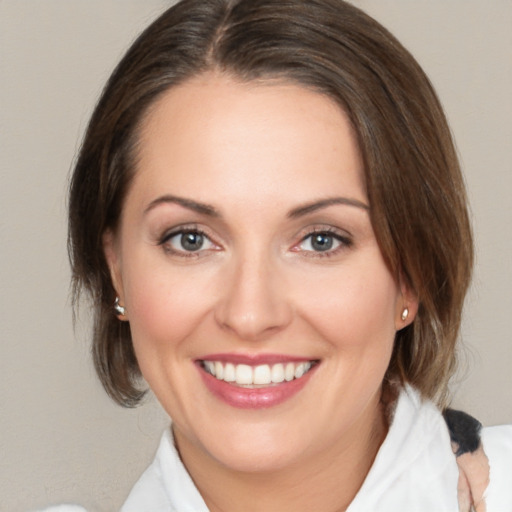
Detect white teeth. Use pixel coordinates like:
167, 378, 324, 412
203, 360, 315, 386
215, 361, 224, 380
271, 363, 285, 383
204, 361, 215, 375
253, 364, 271, 385
295, 363, 308, 379
285, 362, 295, 382
223, 363, 235, 382
235, 364, 253, 385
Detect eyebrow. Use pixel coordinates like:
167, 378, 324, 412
287, 197, 370, 218
144, 194, 369, 219
144, 195, 220, 217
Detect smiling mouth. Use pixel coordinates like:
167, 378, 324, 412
199, 360, 318, 388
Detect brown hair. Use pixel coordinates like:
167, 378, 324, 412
69, 0, 473, 407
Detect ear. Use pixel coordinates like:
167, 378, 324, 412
103, 229, 126, 314
395, 274, 419, 331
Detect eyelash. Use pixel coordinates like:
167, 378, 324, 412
295, 227, 353, 258
157, 225, 353, 259
158, 225, 218, 258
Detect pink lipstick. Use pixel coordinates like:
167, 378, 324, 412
196, 354, 319, 409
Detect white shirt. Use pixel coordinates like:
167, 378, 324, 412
121, 386, 512, 512
40, 386, 512, 511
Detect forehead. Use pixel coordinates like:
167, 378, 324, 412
129, 73, 366, 211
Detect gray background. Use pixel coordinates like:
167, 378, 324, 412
1, 1, 510, 511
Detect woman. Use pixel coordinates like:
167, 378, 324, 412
62, 0, 510, 510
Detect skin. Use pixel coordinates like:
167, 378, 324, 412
105, 73, 418, 512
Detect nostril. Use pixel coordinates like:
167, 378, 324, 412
214, 299, 293, 341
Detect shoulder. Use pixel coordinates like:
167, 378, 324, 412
443, 408, 512, 511
481, 424, 512, 510
350, 386, 511, 512
121, 427, 209, 512
348, 385, 461, 511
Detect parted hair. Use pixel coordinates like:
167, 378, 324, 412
69, 0, 473, 408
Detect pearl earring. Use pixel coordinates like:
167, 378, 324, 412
114, 297, 126, 316
401, 307, 409, 321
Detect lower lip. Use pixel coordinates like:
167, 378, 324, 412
198, 364, 317, 409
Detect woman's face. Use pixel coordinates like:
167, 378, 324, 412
105, 74, 415, 473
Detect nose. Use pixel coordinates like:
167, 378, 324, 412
214, 252, 292, 341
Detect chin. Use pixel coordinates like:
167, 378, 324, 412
180, 417, 307, 474
211, 437, 303, 474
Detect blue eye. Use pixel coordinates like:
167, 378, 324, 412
299, 231, 349, 254
178, 232, 204, 251
163, 230, 216, 254
309, 233, 335, 251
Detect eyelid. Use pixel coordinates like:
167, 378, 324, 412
296, 225, 352, 243
291, 225, 353, 256
157, 224, 221, 256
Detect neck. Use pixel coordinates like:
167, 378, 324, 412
174, 397, 387, 512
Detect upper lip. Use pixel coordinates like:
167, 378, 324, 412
197, 353, 318, 365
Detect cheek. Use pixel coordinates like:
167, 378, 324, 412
121, 256, 218, 355
294, 258, 399, 352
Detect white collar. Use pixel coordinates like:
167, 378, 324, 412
122, 385, 459, 511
